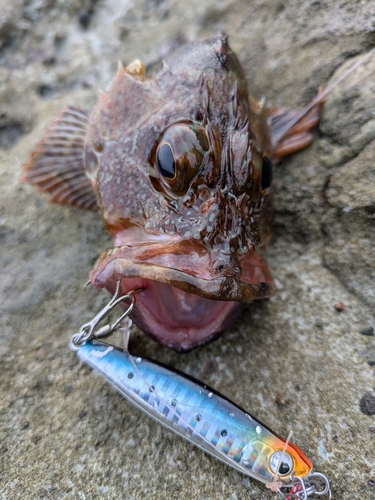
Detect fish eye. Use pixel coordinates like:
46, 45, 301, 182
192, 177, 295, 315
156, 143, 176, 180
269, 450, 294, 477
151, 123, 209, 197
261, 156, 273, 191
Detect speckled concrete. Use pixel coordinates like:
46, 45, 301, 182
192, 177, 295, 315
0, 1, 374, 499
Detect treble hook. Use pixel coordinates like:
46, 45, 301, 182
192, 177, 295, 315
70, 281, 142, 351
279, 471, 332, 499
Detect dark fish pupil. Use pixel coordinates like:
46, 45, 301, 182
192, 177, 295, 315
157, 144, 175, 179
279, 462, 290, 475
261, 156, 273, 190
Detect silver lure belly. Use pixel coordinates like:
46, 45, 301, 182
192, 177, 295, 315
77, 340, 291, 485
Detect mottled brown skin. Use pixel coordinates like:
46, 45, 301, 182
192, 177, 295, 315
22, 34, 322, 351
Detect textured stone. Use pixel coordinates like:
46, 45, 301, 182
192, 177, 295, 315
323, 143, 375, 309
1, 1, 375, 499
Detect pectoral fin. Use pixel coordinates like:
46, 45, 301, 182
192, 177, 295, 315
268, 89, 324, 159
21, 106, 98, 211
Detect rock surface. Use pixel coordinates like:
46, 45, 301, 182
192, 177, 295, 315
1, 0, 375, 499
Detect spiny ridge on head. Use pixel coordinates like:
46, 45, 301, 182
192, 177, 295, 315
214, 32, 229, 53
213, 32, 229, 64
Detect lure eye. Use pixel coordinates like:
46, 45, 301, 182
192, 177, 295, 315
156, 143, 176, 180
151, 123, 209, 197
261, 156, 273, 191
269, 451, 294, 477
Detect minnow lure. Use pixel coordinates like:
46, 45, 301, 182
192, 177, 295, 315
71, 284, 331, 499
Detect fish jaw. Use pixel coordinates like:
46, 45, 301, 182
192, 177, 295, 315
90, 239, 274, 351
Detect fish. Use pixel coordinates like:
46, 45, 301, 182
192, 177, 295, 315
21, 33, 324, 352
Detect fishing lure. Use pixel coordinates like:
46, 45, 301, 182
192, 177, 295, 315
71, 284, 331, 499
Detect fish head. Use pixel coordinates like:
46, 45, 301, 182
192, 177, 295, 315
87, 34, 275, 351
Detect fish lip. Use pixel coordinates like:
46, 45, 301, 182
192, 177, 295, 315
90, 241, 275, 302
92, 257, 273, 301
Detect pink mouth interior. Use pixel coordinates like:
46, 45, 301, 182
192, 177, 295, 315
110, 277, 241, 352
92, 239, 274, 351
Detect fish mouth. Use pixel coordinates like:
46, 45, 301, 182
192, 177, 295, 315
90, 240, 274, 351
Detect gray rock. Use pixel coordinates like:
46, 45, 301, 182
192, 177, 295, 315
1, 1, 375, 499
323, 121, 375, 310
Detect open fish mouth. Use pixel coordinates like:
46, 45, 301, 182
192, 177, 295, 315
90, 240, 274, 351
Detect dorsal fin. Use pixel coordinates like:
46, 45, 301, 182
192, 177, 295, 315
21, 106, 99, 211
